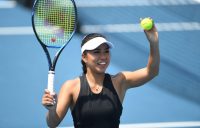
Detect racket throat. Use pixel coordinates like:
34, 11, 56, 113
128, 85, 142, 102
48, 70, 55, 94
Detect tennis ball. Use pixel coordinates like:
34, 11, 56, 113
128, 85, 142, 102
140, 18, 153, 30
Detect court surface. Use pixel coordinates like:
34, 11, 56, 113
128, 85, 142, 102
0, 0, 200, 127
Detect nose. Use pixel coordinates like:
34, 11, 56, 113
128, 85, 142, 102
99, 52, 107, 59
98, 54, 105, 61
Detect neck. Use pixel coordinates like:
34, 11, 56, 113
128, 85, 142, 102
85, 70, 105, 87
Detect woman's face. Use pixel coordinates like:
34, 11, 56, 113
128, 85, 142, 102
82, 43, 111, 74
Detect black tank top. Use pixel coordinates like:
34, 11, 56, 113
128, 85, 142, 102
71, 73, 123, 128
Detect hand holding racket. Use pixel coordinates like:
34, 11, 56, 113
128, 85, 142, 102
32, 0, 77, 95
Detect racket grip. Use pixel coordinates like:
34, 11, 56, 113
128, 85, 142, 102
48, 71, 55, 94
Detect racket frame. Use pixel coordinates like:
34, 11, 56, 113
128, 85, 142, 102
31, 0, 77, 94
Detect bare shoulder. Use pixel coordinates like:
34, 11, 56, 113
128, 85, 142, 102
56, 77, 81, 114
111, 72, 125, 86
110, 72, 126, 92
60, 77, 80, 94
60, 77, 81, 108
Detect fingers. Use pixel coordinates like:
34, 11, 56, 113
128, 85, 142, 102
139, 17, 159, 43
42, 89, 57, 107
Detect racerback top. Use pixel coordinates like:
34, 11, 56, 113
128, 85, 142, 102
71, 73, 123, 128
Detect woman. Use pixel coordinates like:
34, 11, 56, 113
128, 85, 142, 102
42, 23, 160, 128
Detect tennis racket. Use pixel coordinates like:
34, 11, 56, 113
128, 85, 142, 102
32, 0, 77, 94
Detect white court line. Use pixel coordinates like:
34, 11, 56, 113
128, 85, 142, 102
0, 22, 200, 36
0, 26, 33, 35
56, 121, 200, 128
118, 121, 200, 128
0, 1, 16, 8
76, 0, 200, 7
81, 22, 200, 33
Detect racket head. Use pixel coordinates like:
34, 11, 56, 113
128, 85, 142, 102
32, 0, 77, 48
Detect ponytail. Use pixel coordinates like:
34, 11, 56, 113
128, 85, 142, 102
81, 59, 87, 74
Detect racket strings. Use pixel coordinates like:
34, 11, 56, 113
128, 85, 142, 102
34, 0, 76, 47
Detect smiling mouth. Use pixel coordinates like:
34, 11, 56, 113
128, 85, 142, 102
97, 61, 106, 65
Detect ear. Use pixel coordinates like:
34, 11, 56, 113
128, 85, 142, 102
82, 53, 87, 63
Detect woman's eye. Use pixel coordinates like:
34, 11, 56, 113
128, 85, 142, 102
92, 49, 109, 54
105, 50, 110, 53
94, 50, 100, 53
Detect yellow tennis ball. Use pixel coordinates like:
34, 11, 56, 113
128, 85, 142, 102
140, 18, 153, 30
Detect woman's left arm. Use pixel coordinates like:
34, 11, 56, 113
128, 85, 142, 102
119, 24, 160, 90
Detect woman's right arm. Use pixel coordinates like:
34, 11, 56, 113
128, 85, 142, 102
42, 80, 74, 127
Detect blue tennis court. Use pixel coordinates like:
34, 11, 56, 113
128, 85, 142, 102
0, 0, 200, 127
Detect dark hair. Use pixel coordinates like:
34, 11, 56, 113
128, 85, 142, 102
81, 33, 106, 74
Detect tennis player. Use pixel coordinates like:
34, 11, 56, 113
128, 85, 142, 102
42, 24, 160, 128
